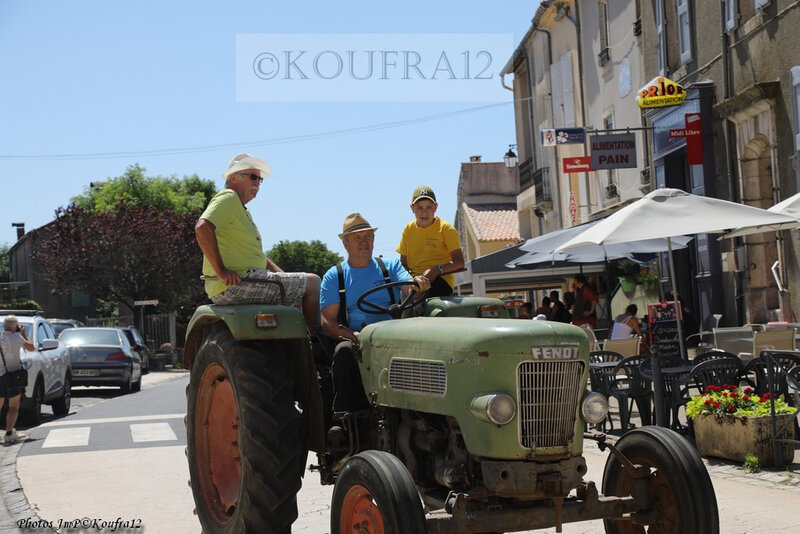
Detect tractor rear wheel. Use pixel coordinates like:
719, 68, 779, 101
331, 450, 426, 534
187, 325, 301, 534
602, 426, 719, 534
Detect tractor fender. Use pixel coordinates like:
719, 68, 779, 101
183, 303, 307, 369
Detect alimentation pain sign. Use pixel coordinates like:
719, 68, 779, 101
589, 133, 637, 170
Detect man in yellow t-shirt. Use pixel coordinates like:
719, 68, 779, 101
396, 185, 464, 297
195, 153, 320, 331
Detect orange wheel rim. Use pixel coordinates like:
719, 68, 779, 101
195, 362, 240, 525
610, 455, 678, 534
339, 484, 385, 534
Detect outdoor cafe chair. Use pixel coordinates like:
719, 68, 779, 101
607, 355, 652, 432
711, 326, 756, 356
638, 355, 685, 429
589, 350, 623, 363
588, 351, 622, 431
579, 324, 601, 352
737, 328, 797, 362
741, 350, 800, 402
691, 350, 740, 366
602, 336, 642, 357
673, 357, 745, 433
787, 365, 800, 410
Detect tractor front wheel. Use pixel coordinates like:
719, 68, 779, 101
602, 426, 719, 534
331, 450, 426, 534
186, 325, 301, 534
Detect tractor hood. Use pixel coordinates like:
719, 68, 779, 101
362, 317, 587, 358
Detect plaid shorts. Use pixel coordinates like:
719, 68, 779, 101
211, 269, 307, 307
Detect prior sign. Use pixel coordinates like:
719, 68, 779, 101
590, 133, 637, 170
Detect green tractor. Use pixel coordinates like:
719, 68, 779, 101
184, 282, 718, 534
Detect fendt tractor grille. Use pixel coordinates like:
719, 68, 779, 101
389, 358, 447, 397
517, 360, 584, 448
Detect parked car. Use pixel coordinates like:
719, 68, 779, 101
59, 327, 142, 393
120, 326, 151, 372
0, 312, 72, 425
49, 318, 86, 337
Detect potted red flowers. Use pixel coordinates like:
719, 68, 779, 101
686, 384, 797, 466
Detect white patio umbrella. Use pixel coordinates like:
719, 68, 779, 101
723, 191, 800, 238
556, 188, 798, 359
506, 219, 692, 267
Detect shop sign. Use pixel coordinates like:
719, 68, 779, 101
562, 156, 592, 173
569, 191, 577, 223
540, 127, 585, 146
636, 76, 686, 109
589, 132, 637, 170
668, 113, 703, 165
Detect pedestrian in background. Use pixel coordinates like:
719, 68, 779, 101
517, 302, 532, 319
0, 315, 34, 443
534, 296, 552, 318
548, 290, 571, 323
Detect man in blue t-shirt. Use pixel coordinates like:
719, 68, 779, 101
320, 213, 430, 411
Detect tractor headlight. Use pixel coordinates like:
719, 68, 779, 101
469, 393, 517, 426
581, 392, 608, 425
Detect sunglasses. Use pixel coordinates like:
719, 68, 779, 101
241, 172, 264, 184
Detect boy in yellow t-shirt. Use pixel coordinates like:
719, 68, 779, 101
397, 185, 464, 297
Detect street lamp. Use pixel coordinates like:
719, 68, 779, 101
504, 144, 518, 168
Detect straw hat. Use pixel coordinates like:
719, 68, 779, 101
338, 213, 378, 239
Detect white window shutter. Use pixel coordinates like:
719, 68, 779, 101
678, 0, 692, 64
550, 60, 564, 128
562, 52, 576, 127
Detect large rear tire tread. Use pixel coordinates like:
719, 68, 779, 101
602, 426, 719, 534
331, 450, 426, 534
187, 325, 301, 534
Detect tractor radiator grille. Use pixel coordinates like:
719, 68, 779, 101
517, 360, 584, 449
389, 359, 447, 397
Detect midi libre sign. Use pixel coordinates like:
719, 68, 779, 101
589, 133, 637, 170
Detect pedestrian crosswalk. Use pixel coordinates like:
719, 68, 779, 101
22, 415, 185, 456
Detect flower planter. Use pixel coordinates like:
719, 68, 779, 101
618, 276, 637, 292
692, 413, 796, 467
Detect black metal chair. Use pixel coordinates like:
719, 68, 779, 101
588, 351, 623, 431
639, 356, 692, 430
673, 357, 745, 434
608, 355, 653, 431
589, 350, 623, 363
691, 350, 740, 366
787, 365, 800, 408
741, 350, 800, 401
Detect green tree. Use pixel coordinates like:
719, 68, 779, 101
267, 240, 343, 277
0, 244, 9, 283
72, 164, 216, 214
35, 168, 217, 318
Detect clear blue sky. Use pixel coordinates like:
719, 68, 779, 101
0, 1, 536, 259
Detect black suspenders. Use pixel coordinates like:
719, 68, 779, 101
336, 257, 395, 327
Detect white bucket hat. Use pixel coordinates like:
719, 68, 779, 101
222, 153, 271, 180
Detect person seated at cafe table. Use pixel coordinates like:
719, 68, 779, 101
610, 304, 648, 350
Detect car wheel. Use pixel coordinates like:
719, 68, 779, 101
132, 371, 142, 392
21, 378, 43, 426
143, 353, 150, 374
331, 450, 426, 534
186, 325, 302, 534
602, 426, 719, 534
51, 374, 71, 416
120, 368, 133, 394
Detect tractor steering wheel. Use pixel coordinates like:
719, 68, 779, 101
356, 281, 427, 319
